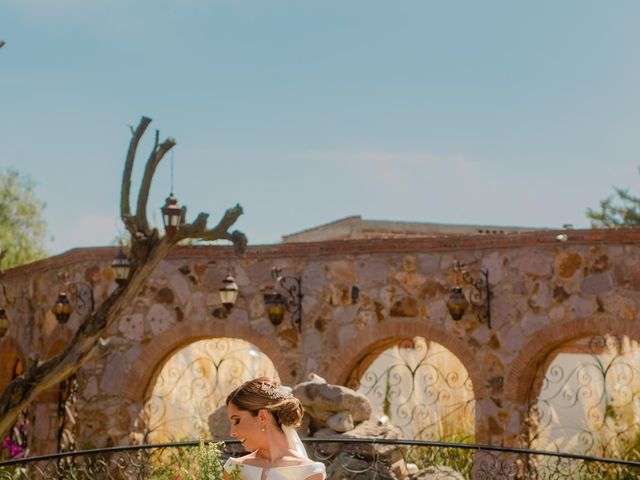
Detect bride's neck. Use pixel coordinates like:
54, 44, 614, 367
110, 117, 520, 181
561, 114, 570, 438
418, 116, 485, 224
256, 429, 290, 463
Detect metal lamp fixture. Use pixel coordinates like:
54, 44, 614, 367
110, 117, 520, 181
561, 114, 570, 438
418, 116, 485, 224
263, 267, 303, 332
52, 292, 73, 324
111, 249, 131, 286
161, 193, 183, 236
446, 287, 469, 321
51, 276, 96, 325
263, 291, 287, 326
446, 261, 492, 328
219, 273, 239, 311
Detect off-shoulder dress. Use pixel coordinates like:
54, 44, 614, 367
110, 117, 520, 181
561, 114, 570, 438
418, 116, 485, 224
223, 457, 326, 480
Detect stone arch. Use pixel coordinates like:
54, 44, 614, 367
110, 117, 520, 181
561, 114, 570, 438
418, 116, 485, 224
0, 337, 25, 391
122, 321, 289, 402
332, 319, 486, 402
334, 320, 481, 442
503, 316, 640, 405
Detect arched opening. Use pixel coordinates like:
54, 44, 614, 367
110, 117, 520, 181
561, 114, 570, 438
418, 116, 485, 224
142, 337, 279, 442
528, 334, 640, 460
345, 336, 475, 442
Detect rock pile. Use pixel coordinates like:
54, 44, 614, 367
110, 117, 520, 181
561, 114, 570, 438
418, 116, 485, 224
294, 374, 409, 480
210, 375, 465, 479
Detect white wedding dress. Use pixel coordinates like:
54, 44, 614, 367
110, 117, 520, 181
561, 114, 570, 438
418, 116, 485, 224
223, 457, 326, 480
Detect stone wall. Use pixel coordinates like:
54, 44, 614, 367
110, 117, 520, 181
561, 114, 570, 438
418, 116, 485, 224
2, 228, 640, 454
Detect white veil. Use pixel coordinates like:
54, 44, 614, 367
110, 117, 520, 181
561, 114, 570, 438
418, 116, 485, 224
282, 425, 308, 459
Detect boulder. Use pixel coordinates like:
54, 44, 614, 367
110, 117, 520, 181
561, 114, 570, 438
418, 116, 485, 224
325, 451, 408, 480
314, 420, 407, 460
312, 420, 409, 480
293, 378, 372, 430
208, 404, 230, 440
326, 411, 354, 433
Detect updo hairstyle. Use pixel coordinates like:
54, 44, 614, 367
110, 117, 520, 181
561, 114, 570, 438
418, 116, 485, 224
226, 377, 304, 428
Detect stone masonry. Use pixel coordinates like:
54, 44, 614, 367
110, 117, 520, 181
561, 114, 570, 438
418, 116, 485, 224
2, 228, 640, 455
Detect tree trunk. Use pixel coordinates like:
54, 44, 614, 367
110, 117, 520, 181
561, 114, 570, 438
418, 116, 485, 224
0, 116, 246, 439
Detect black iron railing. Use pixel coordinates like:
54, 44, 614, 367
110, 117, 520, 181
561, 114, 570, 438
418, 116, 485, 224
1, 438, 640, 479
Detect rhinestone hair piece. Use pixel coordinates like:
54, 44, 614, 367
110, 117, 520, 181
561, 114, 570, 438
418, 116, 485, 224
259, 382, 293, 399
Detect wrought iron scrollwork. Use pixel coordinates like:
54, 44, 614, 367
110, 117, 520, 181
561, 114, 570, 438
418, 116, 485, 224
528, 335, 640, 464
144, 338, 278, 442
2, 439, 640, 480
451, 261, 492, 328
346, 337, 475, 442
271, 266, 303, 332
66, 282, 94, 317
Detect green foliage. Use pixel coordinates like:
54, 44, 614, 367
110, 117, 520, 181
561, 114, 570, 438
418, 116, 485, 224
149, 440, 237, 480
407, 436, 475, 479
181, 440, 224, 480
0, 465, 26, 480
0, 168, 48, 268
586, 170, 640, 227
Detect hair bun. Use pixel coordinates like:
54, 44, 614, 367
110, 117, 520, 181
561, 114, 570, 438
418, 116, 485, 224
274, 397, 304, 428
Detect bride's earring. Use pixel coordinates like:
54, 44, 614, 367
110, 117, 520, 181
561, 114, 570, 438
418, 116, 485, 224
261, 424, 266, 433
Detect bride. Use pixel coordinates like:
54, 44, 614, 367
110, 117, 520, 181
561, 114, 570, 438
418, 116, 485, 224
223, 377, 326, 480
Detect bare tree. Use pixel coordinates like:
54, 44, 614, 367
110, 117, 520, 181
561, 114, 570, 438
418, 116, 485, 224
0, 116, 247, 437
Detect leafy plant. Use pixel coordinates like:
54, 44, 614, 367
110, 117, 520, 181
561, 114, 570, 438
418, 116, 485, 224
149, 440, 240, 480
407, 433, 474, 479
586, 170, 640, 227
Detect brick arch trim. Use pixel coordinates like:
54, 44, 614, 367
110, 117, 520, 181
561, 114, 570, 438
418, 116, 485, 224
0, 337, 26, 390
329, 319, 486, 402
122, 321, 289, 401
504, 316, 640, 405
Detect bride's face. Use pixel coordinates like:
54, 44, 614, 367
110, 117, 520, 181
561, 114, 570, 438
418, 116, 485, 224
228, 402, 263, 451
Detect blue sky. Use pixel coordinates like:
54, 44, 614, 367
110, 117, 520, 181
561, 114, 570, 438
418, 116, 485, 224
2, 1, 639, 255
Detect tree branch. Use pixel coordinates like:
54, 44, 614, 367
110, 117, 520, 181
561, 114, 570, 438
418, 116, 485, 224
121, 117, 152, 238
135, 132, 176, 235
0, 117, 246, 438
177, 204, 247, 254
0, 234, 173, 437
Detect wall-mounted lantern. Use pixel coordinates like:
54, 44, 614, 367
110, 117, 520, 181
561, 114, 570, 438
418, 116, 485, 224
263, 291, 287, 326
52, 292, 73, 324
51, 275, 95, 325
219, 273, 239, 311
446, 261, 492, 328
263, 267, 303, 332
111, 248, 131, 286
446, 287, 469, 320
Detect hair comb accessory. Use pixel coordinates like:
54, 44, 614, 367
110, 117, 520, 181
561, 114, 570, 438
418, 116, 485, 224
259, 382, 293, 399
